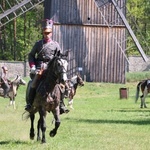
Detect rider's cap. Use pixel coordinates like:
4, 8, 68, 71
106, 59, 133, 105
2, 66, 8, 71
42, 19, 53, 33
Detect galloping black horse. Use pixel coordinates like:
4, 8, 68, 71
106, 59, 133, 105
26, 54, 68, 143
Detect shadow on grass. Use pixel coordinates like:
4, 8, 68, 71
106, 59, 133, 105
65, 117, 150, 126
108, 108, 150, 112
65, 107, 150, 126
0, 140, 29, 145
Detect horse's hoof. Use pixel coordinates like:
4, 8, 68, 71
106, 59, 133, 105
41, 139, 46, 143
49, 130, 56, 137
30, 133, 35, 140
37, 137, 41, 141
30, 136, 34, 140
70, 106, 74, 110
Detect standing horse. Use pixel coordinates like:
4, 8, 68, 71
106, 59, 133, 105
0, 75, 26, 109
66, 74, 84, 109
135, 79, 150, 108
26, 55, 68, 143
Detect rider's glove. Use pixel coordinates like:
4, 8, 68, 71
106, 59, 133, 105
30, 65, 36, 74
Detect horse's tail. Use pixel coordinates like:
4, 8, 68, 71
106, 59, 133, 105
135, 81, 142, 103
22, 111, 30, 121
22, 109, 38, 120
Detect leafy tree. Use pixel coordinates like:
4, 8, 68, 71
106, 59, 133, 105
126, 0, 150, 55
0, 1, 44, 61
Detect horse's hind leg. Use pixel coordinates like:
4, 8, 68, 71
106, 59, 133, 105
38, 109, 47, 143
37, 118, 41, 141
140, 93, 147, 108
30, 114, 35, 140
140, 95, 144, 108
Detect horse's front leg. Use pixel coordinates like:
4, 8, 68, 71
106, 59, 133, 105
37, 118, 41, 141
30, 113, 35, 140
8, 99, 12, 106
140, 96, 147, 108
68, 98, 74, 109
12, 97, 16, 109
38, 108, 47, 143
68, 94, 74, 109
141, 89, 148, 108
143, 97, 147, 108
50, 106, 61, 137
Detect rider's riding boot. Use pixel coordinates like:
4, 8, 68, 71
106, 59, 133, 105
25, 87, 36, 112
3, 85, 10, 98
60, 99, 69, 114
64, 89, 69, 98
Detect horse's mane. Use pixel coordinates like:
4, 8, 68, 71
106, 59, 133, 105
45, 57, 59, 80
46, 55, 67, 79
37, 56, 61, 95
47, 56, 57, 68
10, 75, 26, 89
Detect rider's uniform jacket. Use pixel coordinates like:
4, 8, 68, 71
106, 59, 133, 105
0, 69, 8, 84
28, 39, 62, 69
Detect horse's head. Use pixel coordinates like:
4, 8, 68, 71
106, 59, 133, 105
18, 76, 26, 86
47, 56, 68, 83
12, 75, 26, 86
10, 75, 26, 91
58, 58, 68, 83
77, 74, 84, 86
70, 74, 84, 86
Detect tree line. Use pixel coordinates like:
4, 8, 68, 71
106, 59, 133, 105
126, 0, 150, 56
0, 0, 44, 61
0, 0, 150, 61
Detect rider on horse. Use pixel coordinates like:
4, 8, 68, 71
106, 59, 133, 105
0, 66, 10, 98
25, 19, 69, 114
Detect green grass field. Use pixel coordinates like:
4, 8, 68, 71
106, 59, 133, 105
0, 78, 150, 150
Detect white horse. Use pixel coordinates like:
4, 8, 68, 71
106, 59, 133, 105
0, 75, 26, 109
66, 74, 84, 109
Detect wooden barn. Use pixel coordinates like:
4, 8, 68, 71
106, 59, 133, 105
44, 0, 139, 83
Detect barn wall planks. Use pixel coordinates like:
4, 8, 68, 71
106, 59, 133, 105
53, 25, 126, 83
47, 0, 126, 83
49, 0, 125, 25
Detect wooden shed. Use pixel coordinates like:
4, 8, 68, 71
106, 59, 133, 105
44, 0, 128, 83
